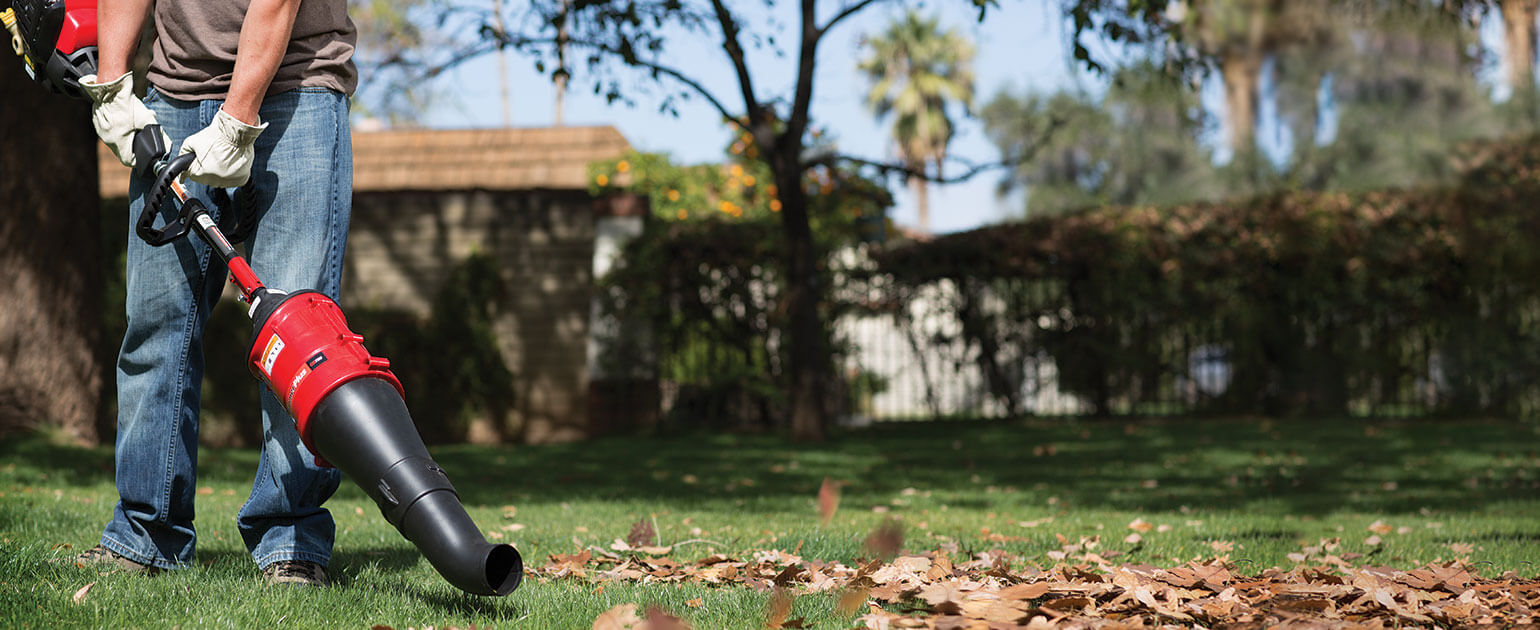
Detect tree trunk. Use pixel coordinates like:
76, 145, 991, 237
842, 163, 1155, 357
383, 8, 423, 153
1220, 49, 1262, 156
908, 175, 929, 235
1503, 0, 1539, 96
494, 0, 512, 126
1219, 7, 1267, 156
0, 59, 103, 445
770, 150, 827, 442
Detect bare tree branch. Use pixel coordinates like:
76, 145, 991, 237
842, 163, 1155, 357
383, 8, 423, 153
816, 0, 892, 39
813, 113, 1066, 185
565, 37, 744, 125
708, 0, 765, 121
786, 0, 821, 158
377, 29, 746, 130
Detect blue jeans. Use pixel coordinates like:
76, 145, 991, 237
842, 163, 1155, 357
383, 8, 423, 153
99, 87, 351, 571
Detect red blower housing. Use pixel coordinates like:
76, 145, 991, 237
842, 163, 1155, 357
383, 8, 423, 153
247, 290, 402, 465
243, 289, 524, 596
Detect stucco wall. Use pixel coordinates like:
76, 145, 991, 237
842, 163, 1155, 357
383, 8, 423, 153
345, 189, 597, 444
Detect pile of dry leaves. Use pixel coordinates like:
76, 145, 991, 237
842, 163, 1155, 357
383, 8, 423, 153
548, 542, 1540, 629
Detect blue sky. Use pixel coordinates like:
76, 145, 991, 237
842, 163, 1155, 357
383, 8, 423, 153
418, 1, 1098, 234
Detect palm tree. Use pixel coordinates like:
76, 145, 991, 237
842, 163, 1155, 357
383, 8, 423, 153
1502, 0, 1539, 96
858, 10, 975, 234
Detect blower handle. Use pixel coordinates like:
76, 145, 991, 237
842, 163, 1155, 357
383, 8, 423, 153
128, 124, 266, 298
134, 124, 200, 246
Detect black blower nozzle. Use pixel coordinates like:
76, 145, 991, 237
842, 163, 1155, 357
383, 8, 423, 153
246, 291, 521, 595
309, 377, 523, 596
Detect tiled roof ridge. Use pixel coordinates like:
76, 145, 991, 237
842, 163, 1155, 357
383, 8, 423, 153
100, 125, 632, 197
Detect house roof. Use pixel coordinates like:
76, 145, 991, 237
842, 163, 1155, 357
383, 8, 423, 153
99, 125, 632, 198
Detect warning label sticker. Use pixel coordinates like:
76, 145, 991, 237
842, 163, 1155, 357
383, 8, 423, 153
260, 334, 285, 377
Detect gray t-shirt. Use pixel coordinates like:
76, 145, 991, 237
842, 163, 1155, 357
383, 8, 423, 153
147, 0, 357, 100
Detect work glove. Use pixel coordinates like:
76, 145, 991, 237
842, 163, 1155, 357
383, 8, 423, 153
179, 108, 268, 188
79, 72, 168, 168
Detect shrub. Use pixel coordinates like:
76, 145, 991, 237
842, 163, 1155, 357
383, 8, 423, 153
871, 136, 1540, 419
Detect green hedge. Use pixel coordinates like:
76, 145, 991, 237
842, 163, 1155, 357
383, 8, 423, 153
872, 137, 1540, 418
594, 219, 791, 430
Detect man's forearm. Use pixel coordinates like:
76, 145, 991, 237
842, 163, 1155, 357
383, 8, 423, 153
95, 0, 153, 80
223, 0, 303, 125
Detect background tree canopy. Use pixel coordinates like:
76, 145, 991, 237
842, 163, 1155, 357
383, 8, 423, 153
985, 0, 1534, 217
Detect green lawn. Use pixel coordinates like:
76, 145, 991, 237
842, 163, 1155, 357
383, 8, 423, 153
2, 417, 1538, 628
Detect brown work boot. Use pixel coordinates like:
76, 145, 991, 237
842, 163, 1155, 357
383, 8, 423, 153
262, 560, 330, 588
75, 545, 159, 574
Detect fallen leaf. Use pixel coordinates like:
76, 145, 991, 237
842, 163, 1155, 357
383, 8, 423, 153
1430, 564, 1473, 592
685, 598, 704, 608
999, 582, 1051, 600
817, 478, 841, 525
628, 519, 658, 548
645, 605, 691, 630
1131, 585, 1159, 608
1124, 533, 1142, 544
593, 603, 643, 630
71, 582, 94, 605
1278, 598, 1333, 613
919, 581, 965, 614
835, 587, 869, 616
1128, 518, 1154, 533
890, 555, 932, 574
772, 563, 804, 587
1040, 596, 1093, 612
1367, 520, 1393, 535
764, 587, 793, 629
927, 553, 955, 580
929, 615, 980, 630
864, 518, 904, 560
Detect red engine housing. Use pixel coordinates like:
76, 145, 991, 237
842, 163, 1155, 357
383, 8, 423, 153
55, 0, 96, 54
248, 291, 403, 466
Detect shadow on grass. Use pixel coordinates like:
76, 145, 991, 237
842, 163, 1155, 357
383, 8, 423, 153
400, 582, 526, 617
331, 546, 424, 574
4, 417, 1538, 517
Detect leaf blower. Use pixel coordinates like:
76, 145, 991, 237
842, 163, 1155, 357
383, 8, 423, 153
4, 0, 522, 597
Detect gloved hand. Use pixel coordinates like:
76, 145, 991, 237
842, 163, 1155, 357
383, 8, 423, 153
79, 72, 168, 168
179, 108, 268, 187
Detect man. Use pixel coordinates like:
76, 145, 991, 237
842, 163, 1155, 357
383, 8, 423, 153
76, 0, 357, 587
